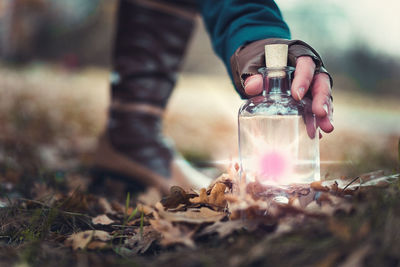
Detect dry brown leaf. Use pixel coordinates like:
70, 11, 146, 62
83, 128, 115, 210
189, 183, 227, 208
137, 203, 154, 215
224, 193, 240, 203
207, 173, 233, 193
288, 196, 301, 208
111, 200, 125, 214
160, 186, 197, 209
150, 213, 195, 248
317, 193, 353, 215
226, 192, 269, 216
297, 190, 316, 208
92, 214, 115, 225
98, 197, 115, 215
200, 220, 260, 238
361, 174, 398, 187
209, 183, 227, 207
304, 201, 322, 214
86, 241, 108, 250
246, 182, 267, 200
190, 188, 207, 204
125, 226, 161, 254
310, 181, 329, 192
359, 170, 385, 182
138, 187, 162, 207
65, 230, 112, 250
126, 206, 136, 216
214, 193, 227, 207
330, 181, 339, 194
158, 207, 226, 224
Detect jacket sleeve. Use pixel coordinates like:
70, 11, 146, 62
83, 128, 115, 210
197, 0, 291, 77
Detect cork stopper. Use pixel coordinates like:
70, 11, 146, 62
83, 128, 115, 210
264, 44, 288, 78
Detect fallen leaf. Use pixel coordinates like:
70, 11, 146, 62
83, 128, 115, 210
125, 226, 160, 254
297, 190, 316, 208
359, 170, 385, 183
199, 220, 259, 238
158, 207, 226, 224
310, 181, 329, 192
86, 241, 108, 250
190, 188, 207, 204
111, 200, 125, 214
330, 181, 339, 194
208, 183, 227, 207
207, 173, 233, 193
150, 213, 195, 248
92, 214, 115, 225
246, 182, 268, 200
189, 183, 227, 210
138, 187, 162, 207
136, 203, 154, 215
160, 186, 197, 209
125, 206, 136, 216
98, 197, 115, 214
65, 230, 112, 250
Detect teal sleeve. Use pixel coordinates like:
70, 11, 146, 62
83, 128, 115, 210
197, 0, 291, 77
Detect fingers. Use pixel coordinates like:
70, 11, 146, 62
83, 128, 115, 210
242, 57, 334, 135
244, 74, 263, 96
317, 115, 333, 133
244, 56, 316, 98
291, 56, 315, 101
311, 73, 334, 133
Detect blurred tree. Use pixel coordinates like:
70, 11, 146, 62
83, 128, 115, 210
340, 45, 400, 96
0, 0, 46, 61
0, 0, 114, 66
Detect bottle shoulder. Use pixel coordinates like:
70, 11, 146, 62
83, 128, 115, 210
239, 95, 305, 116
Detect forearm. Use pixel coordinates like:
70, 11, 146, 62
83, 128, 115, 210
197, 0, 291, 77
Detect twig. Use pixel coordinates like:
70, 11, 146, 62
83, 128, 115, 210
342, 176, 360, 192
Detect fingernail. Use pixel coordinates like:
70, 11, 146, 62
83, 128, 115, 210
297, 87, 305, 100
323, 104, 329, 115
296, 91, 302, 100
244, 76, 257, 88
329, 115, 334, 126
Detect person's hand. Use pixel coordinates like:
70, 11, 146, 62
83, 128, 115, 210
230, 38, 334, 135
243, 56, 334, 134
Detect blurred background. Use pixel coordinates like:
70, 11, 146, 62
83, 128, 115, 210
0, 0, 399, 182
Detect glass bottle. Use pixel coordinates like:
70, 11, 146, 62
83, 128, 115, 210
238, 63, 320, 187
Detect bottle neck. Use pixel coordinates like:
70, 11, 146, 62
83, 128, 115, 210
263, 76, 291, 96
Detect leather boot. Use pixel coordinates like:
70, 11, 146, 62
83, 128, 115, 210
92, 0, 211, 194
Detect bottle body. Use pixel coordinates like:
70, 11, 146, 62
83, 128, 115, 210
238, 67, 320, 186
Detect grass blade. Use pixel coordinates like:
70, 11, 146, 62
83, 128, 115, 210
125, 192, 130, 215
127, 207, 138, 222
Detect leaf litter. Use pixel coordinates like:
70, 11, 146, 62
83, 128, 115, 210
1, 164, 400, 266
